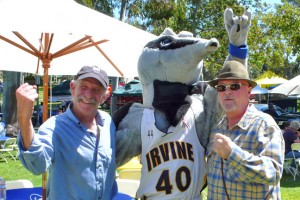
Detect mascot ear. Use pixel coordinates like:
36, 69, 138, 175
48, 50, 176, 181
112, 102, 135, 127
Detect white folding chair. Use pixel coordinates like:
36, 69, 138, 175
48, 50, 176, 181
0, 138, 17, 163
6, 179, 34, 190
291, 143, 300, 180
116, 179, 140, 197
283, 158, 296, 178
8, 138, 18, 157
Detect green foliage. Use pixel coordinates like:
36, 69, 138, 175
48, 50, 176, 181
248, 0, 300, 79
78, 0, 300, 80
120, 0, 262, 79
75, 0, 116, 16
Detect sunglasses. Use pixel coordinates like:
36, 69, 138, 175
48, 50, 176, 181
215, 83, 248, 92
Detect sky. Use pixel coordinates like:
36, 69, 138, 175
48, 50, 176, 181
265, 0, 282, 4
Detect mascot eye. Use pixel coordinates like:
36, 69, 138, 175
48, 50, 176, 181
160, 38, 173, 47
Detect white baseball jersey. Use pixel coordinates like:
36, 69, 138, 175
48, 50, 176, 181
137, 108, 206, 200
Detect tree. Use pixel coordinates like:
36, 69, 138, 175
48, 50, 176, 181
2, 71, 21, 135
74, 0, 116, 16
247, 0, 300, 79
120, 0, 260, 79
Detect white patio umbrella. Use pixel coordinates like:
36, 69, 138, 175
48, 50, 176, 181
0, 0, 155, 77
269, 75, 300, 96
0, 0, 156, 122
0, 0, 155, 198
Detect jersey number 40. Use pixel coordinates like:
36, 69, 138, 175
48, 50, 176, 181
156, 166, 191, 194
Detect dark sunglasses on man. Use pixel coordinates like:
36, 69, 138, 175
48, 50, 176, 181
215, 83, 248, 92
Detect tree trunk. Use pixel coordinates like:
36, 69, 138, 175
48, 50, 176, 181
119, 0, 127, 22
3, 71, 21, 125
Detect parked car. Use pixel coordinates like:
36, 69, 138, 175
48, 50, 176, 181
254, 103, 300, 129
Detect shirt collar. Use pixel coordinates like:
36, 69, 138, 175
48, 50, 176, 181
65, 103, 105, 127
220, 104, 257, 130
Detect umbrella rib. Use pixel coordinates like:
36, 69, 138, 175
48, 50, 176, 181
89, 37, 124, 77
52, 35, 94, 58
0, 34, 37, 57
52, 38, 108, 58
35, 33, 44, 74
13, 31, 41, 56
45, 33, 54, 56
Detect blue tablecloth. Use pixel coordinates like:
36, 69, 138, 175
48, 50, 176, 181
6, 187, 132, 200
7, 187, 42, 200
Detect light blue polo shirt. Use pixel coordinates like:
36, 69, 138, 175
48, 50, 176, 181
18, 105, 117, 200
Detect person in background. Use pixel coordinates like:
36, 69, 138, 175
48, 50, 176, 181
283, 120, 300, 162
38, 102, 43, 125
281, 121, 290, 133
16, 66, 117, 199
267, 102, 279, 118
206, 61, 284, 199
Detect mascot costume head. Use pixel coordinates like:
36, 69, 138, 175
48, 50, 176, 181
114, 8, 251, 199
138, 28, 219, 126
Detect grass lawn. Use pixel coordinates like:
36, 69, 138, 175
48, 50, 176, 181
0, 155, 300, 199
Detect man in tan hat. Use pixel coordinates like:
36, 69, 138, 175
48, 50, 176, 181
16, 66, 117, 199
206, 60, 284, 199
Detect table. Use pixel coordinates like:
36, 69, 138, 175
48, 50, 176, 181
7, 187, 42, 200
6, 187, 132, 200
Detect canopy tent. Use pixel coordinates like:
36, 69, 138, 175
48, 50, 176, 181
251, 85, 269, 94
48, 81, 72, 102
269, 75, 300, 96
251, 85, 269, 103
50, 81, 71, 96
113, 80, 142, 96
255, 71, 287, 89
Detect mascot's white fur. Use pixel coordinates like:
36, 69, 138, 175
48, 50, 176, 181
114, 8, 251, 199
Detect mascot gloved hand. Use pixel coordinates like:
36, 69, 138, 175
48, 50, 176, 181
114, 8, 251, 199
224, 8, 251, 67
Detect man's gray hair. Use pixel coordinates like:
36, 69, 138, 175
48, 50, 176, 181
290, 120, 300, 130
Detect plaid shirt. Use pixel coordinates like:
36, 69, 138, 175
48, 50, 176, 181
206, 104, 284, 200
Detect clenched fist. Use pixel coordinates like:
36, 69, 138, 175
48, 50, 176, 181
213, 133, 233, 159
16, 83, 38, 122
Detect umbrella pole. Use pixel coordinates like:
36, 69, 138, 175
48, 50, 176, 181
42, 60, 50, 200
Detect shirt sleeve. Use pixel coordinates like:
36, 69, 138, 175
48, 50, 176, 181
286, 131, 298, 143
17, 122, 54, 175
226, 124, 284, 186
